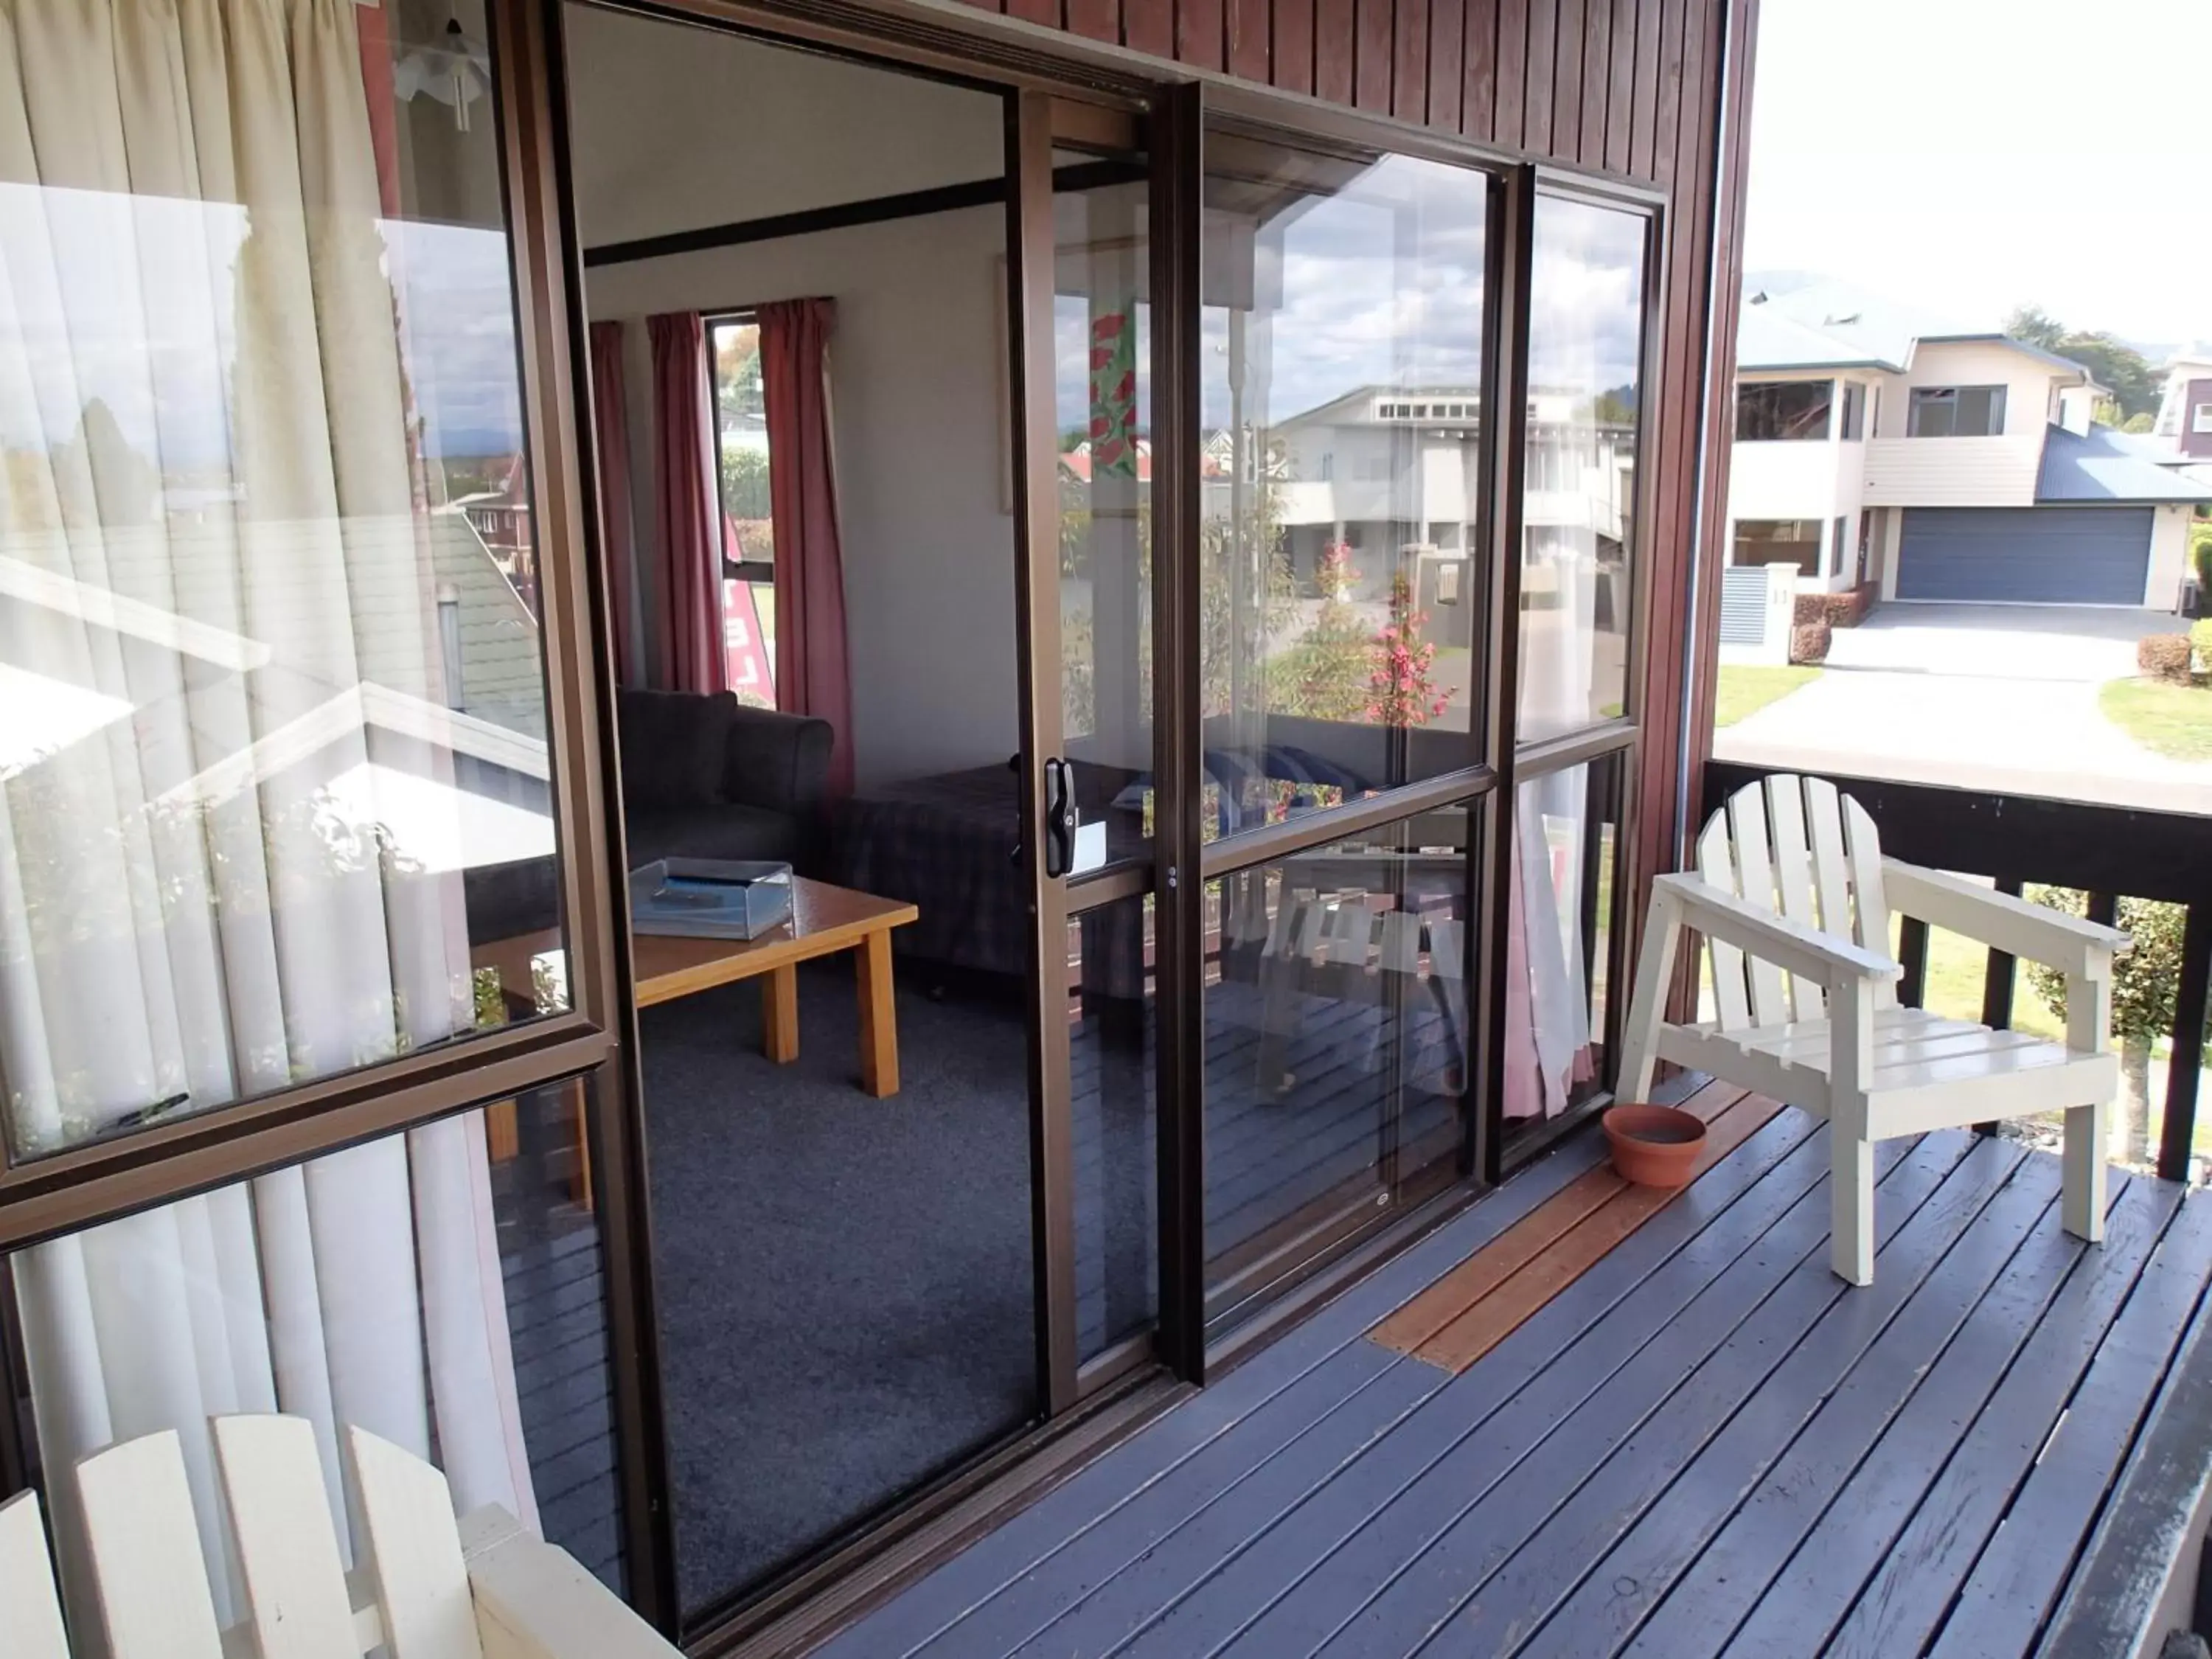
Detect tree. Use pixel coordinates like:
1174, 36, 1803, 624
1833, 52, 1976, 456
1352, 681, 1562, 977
1278, 541, 1370, 721
2003, 306, 2161, 423
1367, 574, 1451, 728
2026, 889, 2208, 1166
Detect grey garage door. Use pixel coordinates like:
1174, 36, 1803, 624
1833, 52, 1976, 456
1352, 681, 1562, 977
1896, 507, 2151, 604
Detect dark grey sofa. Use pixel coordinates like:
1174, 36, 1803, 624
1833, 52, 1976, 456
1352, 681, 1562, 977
616, 687, 832, 870
462, 689, 832, 941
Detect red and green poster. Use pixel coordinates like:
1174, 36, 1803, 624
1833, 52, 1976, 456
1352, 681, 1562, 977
1089, 307, 1138, 478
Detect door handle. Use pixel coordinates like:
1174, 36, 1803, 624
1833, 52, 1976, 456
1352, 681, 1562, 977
1043, 757, 1079, 879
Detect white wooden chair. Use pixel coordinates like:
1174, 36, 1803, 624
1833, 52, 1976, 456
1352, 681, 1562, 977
1617, 772, 2130, 1287
0, 1414, 679, 1659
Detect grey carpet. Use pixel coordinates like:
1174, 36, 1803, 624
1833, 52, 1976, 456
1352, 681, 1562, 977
639, 960, 1043, 1615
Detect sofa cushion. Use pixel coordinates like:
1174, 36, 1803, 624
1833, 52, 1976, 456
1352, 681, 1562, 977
626, 803, 804, 869
616, 687, 734, 810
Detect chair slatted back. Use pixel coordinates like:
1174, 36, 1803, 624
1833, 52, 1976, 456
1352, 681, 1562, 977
0, 1489, 71, 1659
1696, 773, 1894, 1033
35, 1418, 488, 1659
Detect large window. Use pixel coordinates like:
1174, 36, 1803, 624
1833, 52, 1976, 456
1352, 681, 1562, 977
1908, 384, 2008, 437
1732, 518, 1823, 574
0, 0, 570, 1166
1518, 194, 1649, 741
708, 315, 776, 706
1199, 131, 1491, 836
1735, 380, 1834, 442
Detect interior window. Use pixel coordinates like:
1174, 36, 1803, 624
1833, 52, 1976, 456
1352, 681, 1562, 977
1735, 380, 1834, 442
708, 315, 776, 705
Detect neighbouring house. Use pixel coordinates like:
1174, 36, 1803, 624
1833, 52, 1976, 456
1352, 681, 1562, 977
1727, 278, 2202, 608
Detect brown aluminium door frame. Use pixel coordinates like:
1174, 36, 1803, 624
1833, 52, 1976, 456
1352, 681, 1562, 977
1008, 86, 1084, 1416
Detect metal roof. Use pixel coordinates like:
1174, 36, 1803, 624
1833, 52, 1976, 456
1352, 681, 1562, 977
2035, 422, 2211, 504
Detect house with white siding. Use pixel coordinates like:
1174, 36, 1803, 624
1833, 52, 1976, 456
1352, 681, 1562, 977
1726, 278, 2202, 608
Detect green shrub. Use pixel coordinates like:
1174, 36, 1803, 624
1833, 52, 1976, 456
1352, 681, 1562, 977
2138, 633, 2194, 684
2192, 616, 2212, 672
2191, 521, 2212, 589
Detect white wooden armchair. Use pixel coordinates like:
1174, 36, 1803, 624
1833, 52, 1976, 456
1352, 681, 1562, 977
0, 1415, 679, 1659
1617, 773, 2131, 1287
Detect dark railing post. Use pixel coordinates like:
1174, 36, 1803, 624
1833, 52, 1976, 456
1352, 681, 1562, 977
1898, 917, 1929, 1009
2159, 900, 2210, 1185
1972, 877, 2023, 1137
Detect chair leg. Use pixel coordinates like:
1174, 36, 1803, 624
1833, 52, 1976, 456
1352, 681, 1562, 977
1616, 897, 1684, 1105
1831, 1128, 1875, 1287
2062, 1099, 2108, 1243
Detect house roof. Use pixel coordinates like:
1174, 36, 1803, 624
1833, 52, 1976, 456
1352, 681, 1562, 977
2036, 422, 2211, 504
1736, 275, 2100, 387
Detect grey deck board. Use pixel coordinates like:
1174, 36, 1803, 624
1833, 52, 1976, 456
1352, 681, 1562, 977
815, 1123, 1610, 1659
825, 1133, 2212, 1659
1614, 1143, 2056, 1659
1823, 1180, 2181, 1659
1319, 1133, 2020, 1659
1216, 1111, 1843, 1658
1927, 1190, 2212, 1659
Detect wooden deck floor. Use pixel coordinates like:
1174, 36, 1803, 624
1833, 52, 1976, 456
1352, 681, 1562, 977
814, 1086, 2212, 1659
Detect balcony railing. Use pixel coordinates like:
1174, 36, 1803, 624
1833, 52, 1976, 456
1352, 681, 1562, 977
1705, 761, 2212, 1183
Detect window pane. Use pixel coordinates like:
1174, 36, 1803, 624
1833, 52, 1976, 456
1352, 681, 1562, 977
1730, 518, 1823, 574
1068, 891, 1157, 1358
6, 1077, 625, 1626
1055, 161, 1152, 872
710, 319, 775, 706
1909, 389, 1957, 437
1519, 195, 1649, 741
1204, 806, 1475, 1325
1200, 133, 1490, 839
0, 7, 569, 1161
1503, 754, 1621, 1147
1734, 380, 1834, 442
1958, 386, 2005, 437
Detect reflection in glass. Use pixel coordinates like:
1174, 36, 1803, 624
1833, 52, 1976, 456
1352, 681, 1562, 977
1056, 161, 1153, 873
709, 316, 778, 706
1068, 893, 1158, 1358
1200, 133, 1490, 840
1503, 754, 1622, 1137
1518, 195, 1649, 740
7, 1077, 625, 1630
1204, 809, 1474, 1321
0, 0, 565, 1161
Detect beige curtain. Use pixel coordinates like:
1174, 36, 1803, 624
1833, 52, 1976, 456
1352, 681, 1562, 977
0, 0, 536, 1638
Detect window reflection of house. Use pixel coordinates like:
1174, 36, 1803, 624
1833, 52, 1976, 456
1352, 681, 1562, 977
449, 453, 538, 608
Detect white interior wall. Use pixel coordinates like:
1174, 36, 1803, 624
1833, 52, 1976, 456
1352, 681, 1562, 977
568, 6, 1018, 790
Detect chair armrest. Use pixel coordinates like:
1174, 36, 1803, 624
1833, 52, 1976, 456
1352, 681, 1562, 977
722, 703, 833, 817
1655, 872, 1901, 989
1880, 859, 2130, 980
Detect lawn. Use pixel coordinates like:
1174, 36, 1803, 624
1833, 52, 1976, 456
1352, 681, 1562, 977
2099, 675, 2212, 762
1714, 664, 1820, 728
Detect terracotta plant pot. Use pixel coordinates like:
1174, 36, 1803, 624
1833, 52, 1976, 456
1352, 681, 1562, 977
1603, 1104, 1708, 1189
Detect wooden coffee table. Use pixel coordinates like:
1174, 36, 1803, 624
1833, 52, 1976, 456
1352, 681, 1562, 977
479, 878, 919, 1096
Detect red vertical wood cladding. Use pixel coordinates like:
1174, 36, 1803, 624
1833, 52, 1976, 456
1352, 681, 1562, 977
1464, 0, 1500, 142
1355, 0, 1394, 111
1522, 0, 1555, 150
1550, 0, 1582, 158
1007, 0, 1060, 27
1226, 0, 1271, 81
1315, 0, 1355, 104
1629, 0, 1662, 174
1651, 0, 1688, 179
1489, 0, 1525, 147
1427, 0, 1463, 133
1064, 0, 1117, 41
1179, 0, 1224, 69
1394, 0, 1430, 123
1272, 0, 1314, 93
1124, 0, 1173, 60
1579, 0, 1610, 166
1605, 0, 1635, 170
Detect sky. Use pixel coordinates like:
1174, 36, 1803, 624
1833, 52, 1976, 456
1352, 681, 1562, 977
1743, 0, 2212, 351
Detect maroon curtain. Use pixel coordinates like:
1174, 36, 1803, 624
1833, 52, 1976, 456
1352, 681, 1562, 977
647, 311, 729, 695
759, 298, 854, 798
588, 321, 641, 686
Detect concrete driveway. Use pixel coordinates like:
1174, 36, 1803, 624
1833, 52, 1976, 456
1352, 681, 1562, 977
1715, 601, 2212, 812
